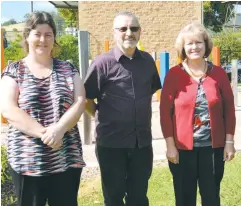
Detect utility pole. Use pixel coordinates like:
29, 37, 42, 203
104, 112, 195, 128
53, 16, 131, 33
31, 1, 33, 12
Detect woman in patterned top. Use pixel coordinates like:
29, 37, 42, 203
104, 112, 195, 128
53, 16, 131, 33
160, 22, 236, 206
1, 12, 86, 206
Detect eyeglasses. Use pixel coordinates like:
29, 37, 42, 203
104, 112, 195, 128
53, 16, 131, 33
114, 27, 140, 32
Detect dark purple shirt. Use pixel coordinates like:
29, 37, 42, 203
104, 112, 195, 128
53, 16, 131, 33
84, 47, 161, 148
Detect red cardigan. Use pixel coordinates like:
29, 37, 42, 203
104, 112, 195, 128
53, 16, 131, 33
160, 64, 236, 150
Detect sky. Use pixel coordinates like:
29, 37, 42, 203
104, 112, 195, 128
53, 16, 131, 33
1, 1, 57, 24
234, 4, 241, 13
1, 1, 241, 25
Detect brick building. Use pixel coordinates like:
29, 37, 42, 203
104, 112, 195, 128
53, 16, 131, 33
78, 1, 202, 67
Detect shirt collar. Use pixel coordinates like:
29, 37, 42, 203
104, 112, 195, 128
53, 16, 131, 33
113, 46, 143, 62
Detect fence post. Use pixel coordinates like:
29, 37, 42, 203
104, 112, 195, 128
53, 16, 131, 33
231, 60, 238, 106
160, 52, 169, 85
1, 28, 7, 124
155, 59, 160, 101
137, 41, 145, 51
177, 55, 182, 64
212, 47, 220, 66
78, 30, 92, 145
151, 51, 156, 61
1, 29, 4, 73
104, 40, 109, 52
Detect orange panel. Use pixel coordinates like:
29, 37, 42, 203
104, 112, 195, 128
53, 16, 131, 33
1, 28, 5, 72
155, 59, 161, 101
212, 47, 220, 66
177, 55, 182, 64
104, 40, 109, 52
1, 28, 7, 123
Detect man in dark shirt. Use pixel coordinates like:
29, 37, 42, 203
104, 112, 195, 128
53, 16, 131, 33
84, 11, 161, 206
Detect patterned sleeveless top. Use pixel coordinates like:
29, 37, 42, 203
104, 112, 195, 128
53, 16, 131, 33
2, 58, 86, 176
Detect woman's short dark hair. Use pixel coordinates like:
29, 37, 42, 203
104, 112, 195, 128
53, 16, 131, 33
23, 11, 58, 53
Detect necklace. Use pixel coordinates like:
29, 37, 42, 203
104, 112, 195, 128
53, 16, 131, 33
184, 60, 207, 78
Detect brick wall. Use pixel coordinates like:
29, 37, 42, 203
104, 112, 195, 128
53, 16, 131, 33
78, 1, 202, 67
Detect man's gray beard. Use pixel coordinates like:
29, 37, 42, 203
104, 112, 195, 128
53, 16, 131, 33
123, 42, 137, 49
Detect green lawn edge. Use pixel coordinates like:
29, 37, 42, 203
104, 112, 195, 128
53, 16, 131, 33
78, 153, 241, 206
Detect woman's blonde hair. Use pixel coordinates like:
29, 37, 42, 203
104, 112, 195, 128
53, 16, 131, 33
175, 21, 213, 60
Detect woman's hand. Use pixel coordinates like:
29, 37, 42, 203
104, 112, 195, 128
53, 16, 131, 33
41, 124, 65, 149
165, 137, 179, 164
223, 143, 236, 161
166, 145, 179, 164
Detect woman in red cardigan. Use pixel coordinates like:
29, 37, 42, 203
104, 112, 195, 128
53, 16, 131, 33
160, 22, 236, 206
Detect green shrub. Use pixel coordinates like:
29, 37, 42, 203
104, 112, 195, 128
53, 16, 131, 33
1, 145, 17, 205
4, 34, 26, 66
4, 34, 79, 69
1, 146, 11, 183
57, 34, 79, 68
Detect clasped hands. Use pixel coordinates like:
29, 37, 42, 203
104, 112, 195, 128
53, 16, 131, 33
40, 124, 65, 149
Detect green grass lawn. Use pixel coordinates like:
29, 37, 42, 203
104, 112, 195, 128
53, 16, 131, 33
78, 153, 241, 206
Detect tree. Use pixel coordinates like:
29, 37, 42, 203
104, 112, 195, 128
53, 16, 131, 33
49, 11, 65, 37
1, 19, 17, 26
204, 1, 234, 32
4, 34, 79, 68
213, 31, 241, 63
4, 35, 26, 65
22, 11, 65, 36
56, 35, 79, 67
23, 13, 30, 21
49, 11, 65, 22
57, 9, 78, 25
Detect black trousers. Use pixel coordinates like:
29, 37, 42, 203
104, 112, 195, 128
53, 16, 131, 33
10, 167, 82, 206
96, 144, 153, 206
169, 147, 225, 206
